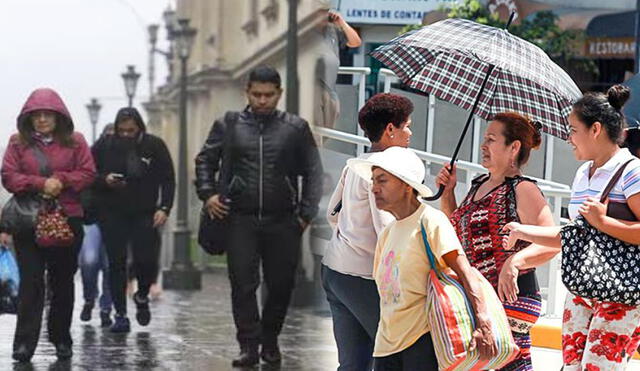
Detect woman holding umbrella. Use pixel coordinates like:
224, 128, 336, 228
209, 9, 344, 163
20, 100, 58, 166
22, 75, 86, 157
348, 147, 496, 370
436, 112, 557, 370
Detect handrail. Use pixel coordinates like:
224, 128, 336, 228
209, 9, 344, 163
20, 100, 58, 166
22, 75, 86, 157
314, 125, 572, 317
314, 127, 570, 191
338, 66, 371, 76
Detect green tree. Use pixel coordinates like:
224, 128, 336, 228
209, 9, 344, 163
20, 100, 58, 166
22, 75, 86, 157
400, 0, 596, 77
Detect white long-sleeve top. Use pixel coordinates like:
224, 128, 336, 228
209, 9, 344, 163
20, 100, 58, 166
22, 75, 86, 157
323, 153, 395, 279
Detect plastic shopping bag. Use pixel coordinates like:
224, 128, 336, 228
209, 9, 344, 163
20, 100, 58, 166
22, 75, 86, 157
0, 246, 19, 314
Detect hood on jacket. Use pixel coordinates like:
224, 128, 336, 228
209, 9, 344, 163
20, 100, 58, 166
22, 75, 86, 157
16, 88, 74, 138
113, 107, 146, 137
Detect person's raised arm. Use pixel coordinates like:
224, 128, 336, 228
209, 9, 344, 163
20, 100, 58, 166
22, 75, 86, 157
330, 11, 361, 48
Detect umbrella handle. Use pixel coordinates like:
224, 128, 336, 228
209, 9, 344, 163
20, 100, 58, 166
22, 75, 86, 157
423, 157, 454, 202
423, 64, 495, 202
424, 184, 446, 201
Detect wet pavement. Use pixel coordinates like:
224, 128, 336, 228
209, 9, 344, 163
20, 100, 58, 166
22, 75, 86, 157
0, 270, 338, 371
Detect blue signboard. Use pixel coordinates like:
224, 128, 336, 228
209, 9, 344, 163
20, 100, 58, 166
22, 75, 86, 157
339, 0, 461, 25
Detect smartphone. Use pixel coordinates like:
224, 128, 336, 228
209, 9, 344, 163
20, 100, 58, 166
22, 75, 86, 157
112, 173, 125, 181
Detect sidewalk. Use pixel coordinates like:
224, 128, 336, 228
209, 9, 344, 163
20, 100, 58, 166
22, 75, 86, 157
0, 270, 338, 371
3, 269, 640, 370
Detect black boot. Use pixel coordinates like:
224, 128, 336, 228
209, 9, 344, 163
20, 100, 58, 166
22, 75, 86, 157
133, 291, 151, 326
12, 344, 32, 363
231, 344, 259, 368
261, 339, 282, 364
55, 343, 73, 360
80, 302, 93, 322
100, 310, 113, 328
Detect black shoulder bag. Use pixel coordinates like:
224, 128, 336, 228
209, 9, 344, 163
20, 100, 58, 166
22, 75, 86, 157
197, 112, 244, 255
560, 159, 640, 304
0, 146, 51, 234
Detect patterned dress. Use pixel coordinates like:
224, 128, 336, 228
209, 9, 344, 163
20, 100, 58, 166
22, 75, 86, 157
450, 175, 542, 371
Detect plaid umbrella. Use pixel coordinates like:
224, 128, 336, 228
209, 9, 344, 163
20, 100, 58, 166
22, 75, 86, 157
371, 17, 582, 199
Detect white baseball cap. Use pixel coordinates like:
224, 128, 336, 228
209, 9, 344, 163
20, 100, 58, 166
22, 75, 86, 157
347, 147, 433, 197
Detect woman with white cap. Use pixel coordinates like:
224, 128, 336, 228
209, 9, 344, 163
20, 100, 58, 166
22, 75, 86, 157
348, 146, 496, 370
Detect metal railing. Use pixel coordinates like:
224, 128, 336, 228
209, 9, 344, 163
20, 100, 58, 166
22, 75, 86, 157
314, 125, 571, 317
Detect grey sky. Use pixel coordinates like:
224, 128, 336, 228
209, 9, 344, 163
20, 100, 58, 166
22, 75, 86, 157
0, 0, 173, 144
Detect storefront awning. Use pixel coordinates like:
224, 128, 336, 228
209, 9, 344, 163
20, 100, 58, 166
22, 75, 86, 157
585, 11, 637, 58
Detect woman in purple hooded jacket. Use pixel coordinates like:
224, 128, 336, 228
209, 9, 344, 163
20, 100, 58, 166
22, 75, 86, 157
1, 88, 96, 362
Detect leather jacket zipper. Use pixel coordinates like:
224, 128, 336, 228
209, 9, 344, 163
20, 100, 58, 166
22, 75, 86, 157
259, 122, 264, 221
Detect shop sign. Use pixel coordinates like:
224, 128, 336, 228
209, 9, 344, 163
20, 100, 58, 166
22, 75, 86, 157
585, 37, 636, 58
339, 0, 461, 25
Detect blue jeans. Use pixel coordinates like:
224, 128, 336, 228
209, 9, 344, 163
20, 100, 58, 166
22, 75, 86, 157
78, 224, 112, 312
322, 265, 380, 371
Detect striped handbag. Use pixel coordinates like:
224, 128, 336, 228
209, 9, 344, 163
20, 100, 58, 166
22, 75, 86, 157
421, 222, 520, 370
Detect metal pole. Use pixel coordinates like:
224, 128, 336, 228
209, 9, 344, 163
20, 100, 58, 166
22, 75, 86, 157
163, 56, 202, 290
286, 0, 299, 114
177, 56, 190, 261
636, 0, 640, 73
128, 96, 133, 108
149, 49, 155, 99
92, 122, 97, 144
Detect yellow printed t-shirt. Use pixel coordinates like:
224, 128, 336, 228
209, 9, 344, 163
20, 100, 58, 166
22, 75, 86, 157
372, 202, 463, 357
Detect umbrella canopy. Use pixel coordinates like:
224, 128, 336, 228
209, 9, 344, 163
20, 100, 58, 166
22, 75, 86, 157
371, 18, 582, 139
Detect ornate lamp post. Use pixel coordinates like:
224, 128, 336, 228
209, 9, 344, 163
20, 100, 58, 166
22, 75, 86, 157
86, 98, 101, 143
162, 17, 201, 290
121, 65, 141, 107
148, 6, 177, 96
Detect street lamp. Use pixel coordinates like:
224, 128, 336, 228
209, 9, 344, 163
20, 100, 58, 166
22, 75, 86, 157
286, 0, 299, 114
162, 17, 201, 290
86, 98, 101, 143
121, 65, 141, 107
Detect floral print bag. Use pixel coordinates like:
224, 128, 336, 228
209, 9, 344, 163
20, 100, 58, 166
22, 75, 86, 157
35, 199, 74, 247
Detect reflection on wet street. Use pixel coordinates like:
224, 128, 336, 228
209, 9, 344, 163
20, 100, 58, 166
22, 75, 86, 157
0, 271, 338, 370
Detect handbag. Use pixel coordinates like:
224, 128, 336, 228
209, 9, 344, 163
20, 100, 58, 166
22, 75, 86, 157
35, 199, 75, 247
197, 112, 242, 255
421, 221, 519, 371
561, 159, 640, 305
0, 145, 50, 233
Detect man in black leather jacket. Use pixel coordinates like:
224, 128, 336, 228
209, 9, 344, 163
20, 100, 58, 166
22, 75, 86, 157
195, 65, 323, 367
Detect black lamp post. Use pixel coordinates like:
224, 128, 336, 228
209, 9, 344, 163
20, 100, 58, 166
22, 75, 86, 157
286, 0, 299, 114
86, 98, 101, 143
162, 17, 201, 291
162, 6, 177, 83
121, 65, 141, 107
148, 7, 177, 94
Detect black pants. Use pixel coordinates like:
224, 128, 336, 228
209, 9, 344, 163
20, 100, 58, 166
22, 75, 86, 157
226, 213, 302, 348
100, 212, 160, 315
13, 218, 83, 354
373, 332, 438, 371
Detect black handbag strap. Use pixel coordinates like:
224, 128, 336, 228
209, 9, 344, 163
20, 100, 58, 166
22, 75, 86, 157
31, 145, 52, 177
600, 159, 635, 202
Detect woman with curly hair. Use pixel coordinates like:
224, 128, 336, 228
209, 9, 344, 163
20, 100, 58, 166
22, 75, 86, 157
323, 93, 413, 370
